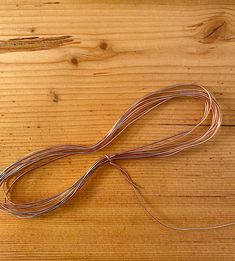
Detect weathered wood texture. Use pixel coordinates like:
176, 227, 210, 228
0, 1, 234, 260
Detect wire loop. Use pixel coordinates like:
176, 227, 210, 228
1, 83, 234, 231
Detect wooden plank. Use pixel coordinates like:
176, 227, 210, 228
0, 1, 234, 260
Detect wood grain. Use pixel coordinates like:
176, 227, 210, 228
0, 1, 235, 260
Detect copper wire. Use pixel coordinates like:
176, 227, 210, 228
0, 83, 234, 231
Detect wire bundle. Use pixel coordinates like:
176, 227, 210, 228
0, 83, 234, 230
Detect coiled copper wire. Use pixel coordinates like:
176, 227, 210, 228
0, 83, 234, 231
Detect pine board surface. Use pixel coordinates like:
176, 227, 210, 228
0, 1, 235, 260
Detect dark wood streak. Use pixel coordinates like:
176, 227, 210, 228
43, 1, 60, 4
0, 36, 74, 53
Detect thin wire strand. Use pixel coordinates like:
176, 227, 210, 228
0, 83, 234, 231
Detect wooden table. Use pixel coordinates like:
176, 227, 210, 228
0, 1, 234, 260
